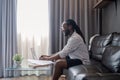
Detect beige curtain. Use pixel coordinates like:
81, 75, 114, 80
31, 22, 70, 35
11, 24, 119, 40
48, 0, 99, 54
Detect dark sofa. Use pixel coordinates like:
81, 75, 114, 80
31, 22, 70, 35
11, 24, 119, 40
66, 32, 120, 80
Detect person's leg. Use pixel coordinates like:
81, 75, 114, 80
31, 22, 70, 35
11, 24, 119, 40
52, 59, 67, 80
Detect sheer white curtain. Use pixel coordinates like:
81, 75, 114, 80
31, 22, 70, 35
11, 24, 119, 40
17, 0, 49, 59
17, 0, 49, 75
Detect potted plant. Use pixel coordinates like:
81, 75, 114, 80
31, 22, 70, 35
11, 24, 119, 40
13, 54, 23, 68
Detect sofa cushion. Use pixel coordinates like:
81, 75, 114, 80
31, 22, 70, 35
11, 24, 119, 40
75, 73, 100, 80
75, 73, 120, 80
90, 59, 110, 73
67, 65, 102, 80
102, 46, 120, 72
90, 34, 112, 61
111, 32, 120, 46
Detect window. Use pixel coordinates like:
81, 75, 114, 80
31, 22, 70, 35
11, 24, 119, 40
17, 0, 49, 59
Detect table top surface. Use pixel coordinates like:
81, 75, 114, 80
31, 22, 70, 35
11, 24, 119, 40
6, 59, 52, 71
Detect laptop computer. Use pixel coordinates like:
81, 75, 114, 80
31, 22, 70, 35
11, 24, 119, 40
30, 48, 38, 59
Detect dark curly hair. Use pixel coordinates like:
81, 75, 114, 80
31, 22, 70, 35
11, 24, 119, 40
65, 19, 85, 43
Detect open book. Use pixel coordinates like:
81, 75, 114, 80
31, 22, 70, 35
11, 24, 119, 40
28, 59, 54, 68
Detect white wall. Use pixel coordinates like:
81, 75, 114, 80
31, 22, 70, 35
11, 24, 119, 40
0, 0, 2, 51
0, 0, 2, 31
0, 0, 2, 77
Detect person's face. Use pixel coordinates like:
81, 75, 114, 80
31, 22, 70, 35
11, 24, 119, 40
61, 22, 71, 36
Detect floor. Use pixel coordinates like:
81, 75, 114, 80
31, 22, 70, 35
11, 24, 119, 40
0, 75, 66, 80
0, 76, 50, 80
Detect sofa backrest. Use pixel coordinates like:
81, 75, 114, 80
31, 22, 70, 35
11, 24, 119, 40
89, 34, 112, 61
102, 46, 120, 72
111, 32, 120, 46
102, 32, 120, 72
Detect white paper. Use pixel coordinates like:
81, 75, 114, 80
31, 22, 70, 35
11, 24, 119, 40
28, 59, 54, 65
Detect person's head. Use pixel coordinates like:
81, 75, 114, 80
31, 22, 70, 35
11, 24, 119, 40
61, 19, 85, 43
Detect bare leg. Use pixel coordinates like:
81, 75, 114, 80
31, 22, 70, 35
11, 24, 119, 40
52, 59, 67, 80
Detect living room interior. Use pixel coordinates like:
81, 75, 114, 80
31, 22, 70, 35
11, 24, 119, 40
0, 0, 120, 80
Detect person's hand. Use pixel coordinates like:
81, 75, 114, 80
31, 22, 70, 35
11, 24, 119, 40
39, 55, 50, 60
40, 56, 50, 60
39, 55, 47, 60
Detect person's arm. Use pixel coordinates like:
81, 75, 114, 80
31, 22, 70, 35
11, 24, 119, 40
39, 53, 61, 61
48, 53, 61, 61
40, 37, 81, 60
39, 55, 50, 60
57, 37, 81, 58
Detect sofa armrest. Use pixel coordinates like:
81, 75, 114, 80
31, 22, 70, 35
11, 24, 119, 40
75, 73, 120, 80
